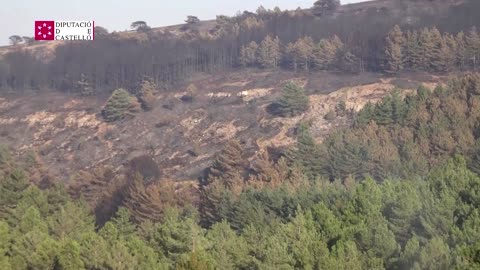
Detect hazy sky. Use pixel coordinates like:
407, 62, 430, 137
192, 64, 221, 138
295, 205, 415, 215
0, 0, 366, 45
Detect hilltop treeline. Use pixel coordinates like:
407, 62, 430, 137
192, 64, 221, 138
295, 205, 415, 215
1, 0, 480, 94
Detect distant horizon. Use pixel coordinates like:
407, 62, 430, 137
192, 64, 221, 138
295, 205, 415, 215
0, 0, 366, 46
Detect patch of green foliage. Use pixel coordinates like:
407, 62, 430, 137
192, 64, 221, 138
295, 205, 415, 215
272, 82, 309, 117
102, 88, 140, 122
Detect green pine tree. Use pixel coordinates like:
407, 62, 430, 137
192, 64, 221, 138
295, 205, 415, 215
102, 88, 140, 122
455, 31, 467, 69
429, 27, 447, 72
466, 26, 480, 69
405, 30, 421, 70
289, 122, 323, 180
274, 82, 309, 117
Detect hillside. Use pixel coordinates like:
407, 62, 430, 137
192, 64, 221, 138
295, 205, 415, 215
0, 0, 476, 58
1, 0, 480, 269
0, 70, 444, 182
1, 72, 480, 269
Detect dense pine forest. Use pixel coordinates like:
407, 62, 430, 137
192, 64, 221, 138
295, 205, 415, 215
1, 73, 480, 269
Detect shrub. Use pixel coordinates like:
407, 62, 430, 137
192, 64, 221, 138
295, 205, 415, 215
52, 116, 65, 128
128, 155, 160, 183
155, 117, 173, 128
335, 100, 347, 117
188, 143, 201, 157
181, 83, 198, 103
162, 99, 175, 110
324, 110, 336, 121
102, 88, 140, 122
103, 128, 116, 140
0, 144, 10, 165
0, 129, 9, 137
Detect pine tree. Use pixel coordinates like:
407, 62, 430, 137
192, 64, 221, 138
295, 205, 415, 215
200, 180, 228, 227
206, 221, 249, 269
398, 236, 421, 269
313, 0, 341, 16
145, 208, 204, 264
384, 25, 406, 74
208, 139, 245, 188
313, 35, 343, 70
56, 240, 85, 270
418, 28, 434, 71
285, 37, 315, 72
257, 36, 281, 69
240, 41, 258, 67
289, 122, 323, 179
405, 30, 421, 70
469, 139, 480, 175
285, 42, 299, 72
429, 27, 446, 72
122, 173, 164, 223
137, 79, 156, 111
249, 151, 289, 188
443, 33, 457, 71
274, 82, 309, 117
0, 144, 10, 166
466, 26, 480, 70
102, 88, 140, 122
74, 73, 94, 96
455, 31, 467, 69
337, 48, 359, 73
419, 238, 451, 270
0, 168, 28, 222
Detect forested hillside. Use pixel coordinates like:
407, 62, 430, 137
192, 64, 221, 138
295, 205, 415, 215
1, 0, 480, 269
1, 0, 480, 94
1, 74, 480, 269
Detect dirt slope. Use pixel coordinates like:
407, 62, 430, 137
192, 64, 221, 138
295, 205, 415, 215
0, 70, 446, 182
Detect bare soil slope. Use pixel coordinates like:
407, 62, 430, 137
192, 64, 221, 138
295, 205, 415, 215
0, 70, 446, 182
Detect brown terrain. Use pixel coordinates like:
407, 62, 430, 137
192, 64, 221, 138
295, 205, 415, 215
0, 70, 446, 183
0, 0, 470, 186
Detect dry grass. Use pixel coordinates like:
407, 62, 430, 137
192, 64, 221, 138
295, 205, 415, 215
0, 69, 449, 181
221, 81, 251, 87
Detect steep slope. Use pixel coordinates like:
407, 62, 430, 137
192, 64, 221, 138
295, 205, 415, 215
0, 70, 445, 182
